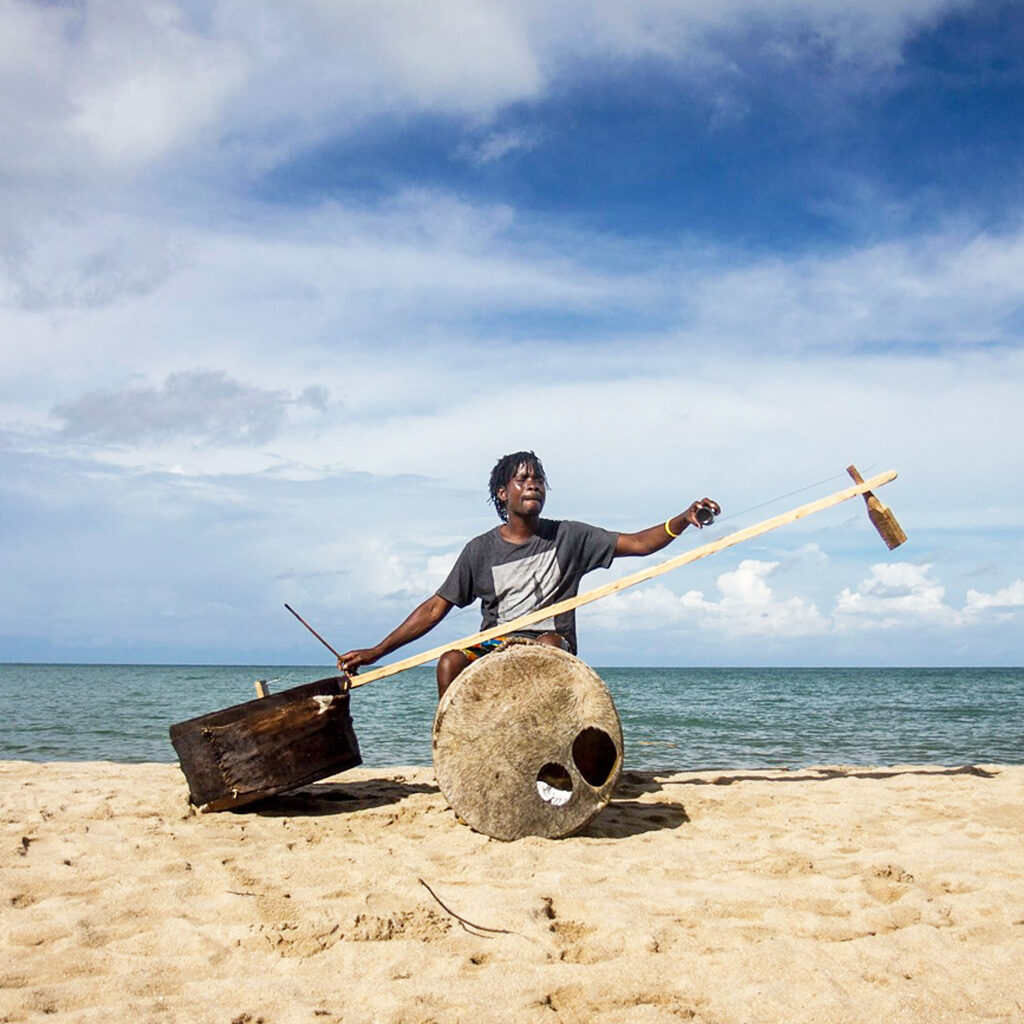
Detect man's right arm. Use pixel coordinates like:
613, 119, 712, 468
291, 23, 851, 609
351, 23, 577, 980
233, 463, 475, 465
337, 594, 453, 675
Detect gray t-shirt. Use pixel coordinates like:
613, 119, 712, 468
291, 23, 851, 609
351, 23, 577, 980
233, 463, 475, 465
435, 519, 618, 655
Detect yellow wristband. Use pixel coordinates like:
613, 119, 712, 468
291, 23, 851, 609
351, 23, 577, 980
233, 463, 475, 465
664, 518, 680, 539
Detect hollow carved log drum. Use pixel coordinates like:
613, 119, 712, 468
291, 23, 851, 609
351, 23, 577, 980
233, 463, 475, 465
432, 642, 623, 840
169, 677, 361, 811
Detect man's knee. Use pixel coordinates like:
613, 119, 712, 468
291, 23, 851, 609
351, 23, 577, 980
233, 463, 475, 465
436, 649, 470, 699
536, 632, 569, 651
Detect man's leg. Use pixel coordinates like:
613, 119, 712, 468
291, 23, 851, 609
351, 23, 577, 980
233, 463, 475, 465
436, 649, 471, 699
535, 632, 569, 650
436, 633, 567, 699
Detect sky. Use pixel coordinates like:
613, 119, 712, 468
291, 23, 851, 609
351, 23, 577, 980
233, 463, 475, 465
1, 0, 1022, 667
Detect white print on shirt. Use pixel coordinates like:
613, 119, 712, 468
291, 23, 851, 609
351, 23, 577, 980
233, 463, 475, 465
492, 548, 561, 632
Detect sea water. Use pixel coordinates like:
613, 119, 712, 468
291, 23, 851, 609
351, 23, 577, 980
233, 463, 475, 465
1, 664, 1021, 770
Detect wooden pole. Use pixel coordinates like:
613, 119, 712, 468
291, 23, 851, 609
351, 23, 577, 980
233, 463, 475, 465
348, 469, 899, 688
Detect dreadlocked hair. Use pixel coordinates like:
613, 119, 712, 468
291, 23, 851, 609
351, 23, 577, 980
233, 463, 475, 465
488, 451, 547, 522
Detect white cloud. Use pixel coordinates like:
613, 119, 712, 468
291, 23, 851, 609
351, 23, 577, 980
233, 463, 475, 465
1, 215, 189, 310
67, 2, 248, 167
0, 0, 969, 185
0, 1, 78, 178
277, 0, 542, 112
51, 370, 330, 447
0, 0, 247, 177
688, 230, 1024, 352
834, 562, 963, 628
353, 542, 461, 604
965, 580, 1024, 612
4, 244, 1022, 529
596, 559, 829, 637
7, 178, 1024, 356
457, 127, 545, 166
832, 565, 1024, 635
588, 559, 1024, 653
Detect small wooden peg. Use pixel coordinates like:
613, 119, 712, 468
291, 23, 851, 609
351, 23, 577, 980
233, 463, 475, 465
847, 464, 907, 550
254, 679, 270, 699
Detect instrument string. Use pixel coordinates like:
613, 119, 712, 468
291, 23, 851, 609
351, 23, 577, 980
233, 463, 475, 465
716, 462, 878, 525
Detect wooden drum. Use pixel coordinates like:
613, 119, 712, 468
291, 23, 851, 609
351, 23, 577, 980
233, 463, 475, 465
432, 642, 623, 840
170, 677, 361, 811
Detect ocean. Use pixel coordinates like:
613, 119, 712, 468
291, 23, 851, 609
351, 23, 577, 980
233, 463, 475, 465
1, 664, 1021, 770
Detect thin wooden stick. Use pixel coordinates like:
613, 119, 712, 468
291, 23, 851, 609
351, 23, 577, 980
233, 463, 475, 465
285, 602, 344, 660
348, 469, 899, 688
418, 878, 518, 937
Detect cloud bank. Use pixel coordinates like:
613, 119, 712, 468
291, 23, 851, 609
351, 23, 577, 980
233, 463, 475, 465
51, 371, 329, 447
598, 560, 1024, 642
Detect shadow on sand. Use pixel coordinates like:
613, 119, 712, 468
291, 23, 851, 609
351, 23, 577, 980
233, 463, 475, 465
617, 763, 998, 796
580, 798, 690, 839
244, 777, 439, 817
229, 765, 995, 835
579, 764, 1001, 840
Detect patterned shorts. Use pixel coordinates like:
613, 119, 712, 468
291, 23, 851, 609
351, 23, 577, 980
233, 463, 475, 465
459, 636, 513, 662
459, 632, 567, 662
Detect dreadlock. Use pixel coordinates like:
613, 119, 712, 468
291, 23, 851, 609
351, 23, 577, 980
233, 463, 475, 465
488, 451, 547, 522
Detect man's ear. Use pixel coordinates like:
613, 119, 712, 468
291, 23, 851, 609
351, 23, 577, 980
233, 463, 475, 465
496, 485, 508, 504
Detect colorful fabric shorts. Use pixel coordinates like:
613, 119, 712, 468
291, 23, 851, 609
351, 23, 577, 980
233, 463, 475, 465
459, 632, 568, 662
459, 636, 512, 662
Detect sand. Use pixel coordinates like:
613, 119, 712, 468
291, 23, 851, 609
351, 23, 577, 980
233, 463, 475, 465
2, 760, 1023, 1024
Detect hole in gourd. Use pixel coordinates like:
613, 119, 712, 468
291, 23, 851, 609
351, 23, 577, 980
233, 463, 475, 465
572, 727, 617, 788
536, 763, 572, 806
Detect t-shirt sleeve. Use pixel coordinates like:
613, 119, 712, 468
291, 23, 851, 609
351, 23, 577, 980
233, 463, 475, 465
565, 521, 618, 573
435, 542, 478, 608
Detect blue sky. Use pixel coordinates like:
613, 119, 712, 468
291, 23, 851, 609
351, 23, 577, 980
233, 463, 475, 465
1, 0, 1022, 666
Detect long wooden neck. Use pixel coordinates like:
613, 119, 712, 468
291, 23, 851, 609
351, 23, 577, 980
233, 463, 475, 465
348, 469, 900, 689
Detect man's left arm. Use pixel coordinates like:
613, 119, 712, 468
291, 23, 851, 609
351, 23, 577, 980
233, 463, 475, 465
614, 497, 721, 557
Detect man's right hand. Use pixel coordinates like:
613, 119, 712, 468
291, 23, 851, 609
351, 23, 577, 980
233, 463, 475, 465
337, 648, 380, 675
334, 595, 454, 677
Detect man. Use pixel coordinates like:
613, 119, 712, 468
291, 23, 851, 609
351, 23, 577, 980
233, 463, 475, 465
338, 451, 719, 697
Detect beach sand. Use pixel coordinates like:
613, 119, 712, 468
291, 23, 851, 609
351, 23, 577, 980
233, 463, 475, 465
2, 761, 1023, 1024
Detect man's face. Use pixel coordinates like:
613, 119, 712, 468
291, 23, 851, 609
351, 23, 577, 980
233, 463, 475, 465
499, 463, 546, 519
